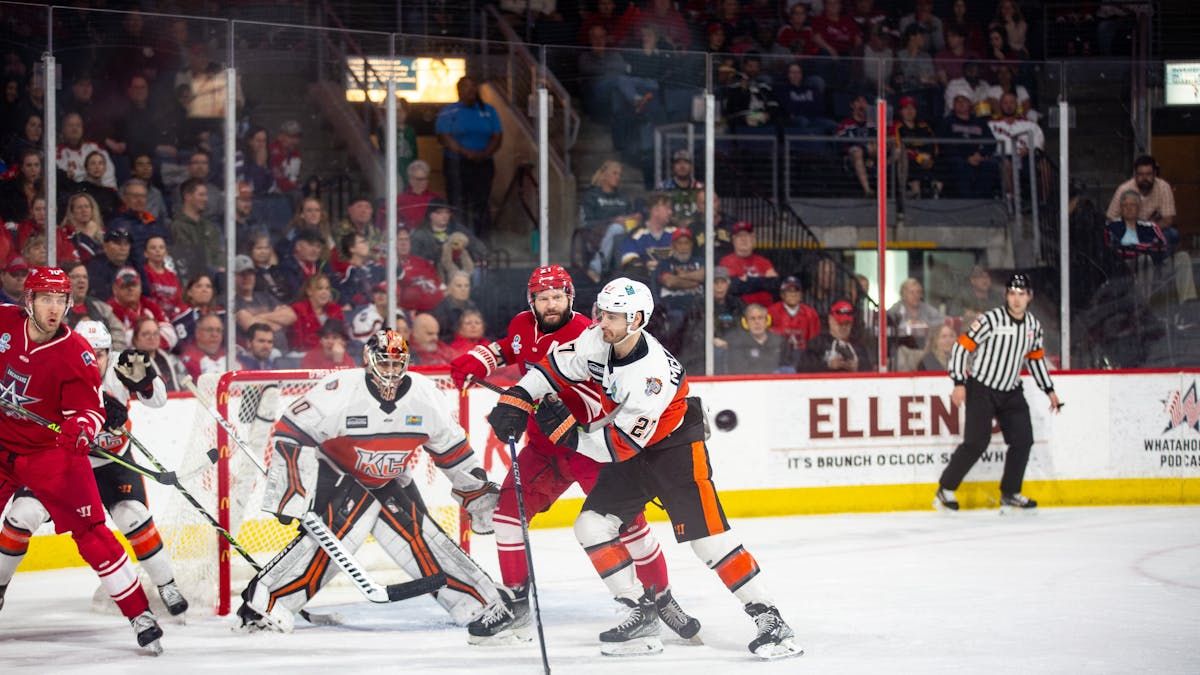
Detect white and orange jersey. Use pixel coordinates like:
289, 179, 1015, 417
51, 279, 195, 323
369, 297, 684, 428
89, 365, 168, 467
274, 368, 480, 490
520, 325, 690, 464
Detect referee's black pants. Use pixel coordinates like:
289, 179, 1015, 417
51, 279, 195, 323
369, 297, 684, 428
939, 378, 1034, 495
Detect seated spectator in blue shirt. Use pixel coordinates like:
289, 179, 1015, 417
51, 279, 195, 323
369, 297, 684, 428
775, 61, 837, 136
1105, 189, 1168, 265
619, 193, 676, 281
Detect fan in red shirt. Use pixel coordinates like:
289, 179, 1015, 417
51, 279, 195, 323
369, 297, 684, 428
298, 318, 356, 369
396, 228, 444, 312
106, 266, 177, 351
718, 220, 780, 307
446, 307, 489, 353
408, 312, 458, 366
811, 0, 862, 55
0, 267, 162, 651
288, 273, 345, 354
140, 235, 182, 317
448, 265, 696, 644
768, 275, 821, 351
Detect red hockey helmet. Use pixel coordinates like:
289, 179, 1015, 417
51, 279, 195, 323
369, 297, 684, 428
24, 266, 71, 296
527, 264, 575, 306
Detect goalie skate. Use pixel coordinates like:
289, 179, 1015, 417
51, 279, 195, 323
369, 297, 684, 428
745, 603, 802, 660
130, 611, 164, 655
599, 592, 663, 657
235, 598, 295, 634
467, 587, 532, 645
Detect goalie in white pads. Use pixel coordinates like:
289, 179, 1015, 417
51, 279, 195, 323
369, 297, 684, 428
0, 320, 189, 616
237, 329, 508, 635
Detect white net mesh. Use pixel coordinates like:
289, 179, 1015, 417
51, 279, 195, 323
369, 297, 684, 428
158, 369, 465, 615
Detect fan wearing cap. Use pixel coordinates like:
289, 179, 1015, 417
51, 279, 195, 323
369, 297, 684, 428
656, 150, 704, 222
718, 220, 779, 307
233, 254, 297, 351
937, 87, 999, 199
892, 95, 941, 199
84, 227, 134, 301
331, 195, 383, 273
767, 276, 820, 352
936, 273, 1060, 512
278, 228, 329, 303
658, 227, 705, 318
269, 119, 303, 194
107, 266, 178, 352
299, 318, 354, 369
0, 256, 29, 305
797, 299, 872, 373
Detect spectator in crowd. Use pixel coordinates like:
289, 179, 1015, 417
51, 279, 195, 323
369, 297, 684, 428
836, 94, 879, 196
938, 93, 998, 198
55, 192, 105, 263
580, 160, 641, 282
233, 254, 296, 350
851, 0, 889, 34
797, 299, 872, 373
288, 272, 344, 357
577, 24, 628, 122
331, 195, 381, 267
723, 303, 787, 374
776, 3, 821, 55
393, 99, 419, 190
63, 261, 127, 351
949, 265, 1003, 318
447, 308, 488, 353
722, 53, 780, 133
436, 75, 502, 237
935, 23, 979, 85
918, 323, 957, 372
893, 25, 940, 118
692, 264, 748, 374
113, 75, 164, 164
888, 277, 945, 371
237, 322, 279, 370
178, 312, 227, 379
108, 266, 178, 351
899, 0, 945, 53
768, 275, 821, 353
708, 0, 757, 51
1106, 190, 1170, 293
171, 273, 224, 349
170, 177, 223, 284
719, 220, 779, 306
984, 25, 1017, 65
893, 96, 941, 198
395, 228, 445, 312
860, 23, 894, 95
0, 149, 42, 223
776, 61, 837, 136
19, 234, 46, 267
438, 231, 477, 285
579, 0, 621, 46
246, 230, 291, 303
171, 150, 223, 222
0, 257, 27, 305
619, 193, 677, 278
949, 0, 986, 54
657, 149, 703, 223
278, 228, 327, 302
335, 232, 379, 312
411, 198, 487, 269
62, 74, 105, 146
177, 42, 244, 141
76, 151, 121, 220
396, 160, 441, 230
987, 64, 1033, 122
269, 120, 302, 196
943, 61, 991, 118
110, 178, 170, 267
57, 112, 116, 188
239, 126, 275, 196
86, 228, 135, 301
432, 271, 478, 344
4, 111, 41, 167
132, 315, 186, 391
992, 0, 1028, 57
299, 318, 354, 369
681, 189, 736, 259
811, 0, 862, 57
409, 312, 457, 367
283, 196, 335, 260
350, 282, 402, 348
658, 228, 705, 330
615, 0, 691, 49
989, 92, 1050, 199
234, 181, 265, 244
140, 234, 183, 317
130, 154, 169, 223
4, 199, 33, 261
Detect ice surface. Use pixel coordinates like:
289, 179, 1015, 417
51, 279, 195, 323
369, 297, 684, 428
2, 506, 1198, 674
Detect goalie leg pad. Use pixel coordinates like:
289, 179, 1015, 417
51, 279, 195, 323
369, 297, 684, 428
576, 510, 642, 602
109, 500, 174, 586
372, 481, 503, 624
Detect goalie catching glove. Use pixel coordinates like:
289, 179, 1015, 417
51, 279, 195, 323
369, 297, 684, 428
486, 385, 534, 442
534, 395, 578, 451
451, 467, 500, 535
114, 349, 157, 395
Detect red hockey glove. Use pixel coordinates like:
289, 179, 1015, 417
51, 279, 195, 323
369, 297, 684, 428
58, 415, 95, 455
450, 344, 500, 391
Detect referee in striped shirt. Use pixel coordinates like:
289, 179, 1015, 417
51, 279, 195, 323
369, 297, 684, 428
935, 273, 1061, 511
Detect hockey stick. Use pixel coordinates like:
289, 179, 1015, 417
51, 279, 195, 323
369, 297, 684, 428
0, 396, 177, 485
506, 435, 551, 675
181, 375, 268, 475
300, 512, 447, 602
464, 375, 625, 434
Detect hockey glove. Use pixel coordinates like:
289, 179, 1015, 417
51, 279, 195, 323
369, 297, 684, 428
534, 395, 578, 451
486, 386, 534, 442
449, 344, 500, 391
102, 393, 128, 431
58, 415, 95, 456
452, 467, 500, 535
114, 349, 157, 395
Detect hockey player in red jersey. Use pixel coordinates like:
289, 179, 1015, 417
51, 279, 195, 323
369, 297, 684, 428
450, 265, 698, 644
0, 267, 163, 653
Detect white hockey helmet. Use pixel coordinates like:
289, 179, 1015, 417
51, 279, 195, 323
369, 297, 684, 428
595, 277, 653, 334
75, 319, 112, 351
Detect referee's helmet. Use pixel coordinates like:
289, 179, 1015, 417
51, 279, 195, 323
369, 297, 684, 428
1006, 273, 1032, 291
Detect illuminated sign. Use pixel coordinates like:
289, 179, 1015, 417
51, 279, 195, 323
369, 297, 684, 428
345, 56, 466, 103
1165, 61, 1200, 106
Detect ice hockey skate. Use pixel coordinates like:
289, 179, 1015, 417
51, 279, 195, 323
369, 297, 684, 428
130, 610, 163, 655
745, 603, 801, 660
0, 583, 6, 612
467, 587, 532, 645
600, 591, 663, 656
934, 488, 960, 511
157, 580, 189, 616
654, 589, 701, 643
1000, 492, 1038, 514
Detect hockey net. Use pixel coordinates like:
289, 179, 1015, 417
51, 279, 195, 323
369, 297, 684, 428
158, 368, 470, 615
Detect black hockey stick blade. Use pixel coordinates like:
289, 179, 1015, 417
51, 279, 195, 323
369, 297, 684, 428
386, 572, 447, 601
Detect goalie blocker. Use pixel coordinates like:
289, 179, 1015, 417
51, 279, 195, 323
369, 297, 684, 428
238, 330, 512, 636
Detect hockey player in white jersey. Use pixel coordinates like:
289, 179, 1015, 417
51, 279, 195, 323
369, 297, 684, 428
487, 279, 801, 659
0, 320, 189, 616
237, 329, 508, 636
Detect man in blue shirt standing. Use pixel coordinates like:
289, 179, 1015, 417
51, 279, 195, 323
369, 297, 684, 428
436, 76, 503, 239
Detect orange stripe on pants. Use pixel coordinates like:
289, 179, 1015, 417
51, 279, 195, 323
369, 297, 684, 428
691, 441, 727, 537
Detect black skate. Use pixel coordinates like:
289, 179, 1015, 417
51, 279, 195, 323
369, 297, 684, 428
130, 610, 164, 655
934, 488, 960, 511
158, 580, 189, 616
467, 586, 532, 645
600, 590, 662, 656
1000, 492, 1037, 514
654, 589, 701, 642
744, 603, 802, 660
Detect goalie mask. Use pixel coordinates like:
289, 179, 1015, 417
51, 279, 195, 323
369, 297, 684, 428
364, 329, 410, 400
